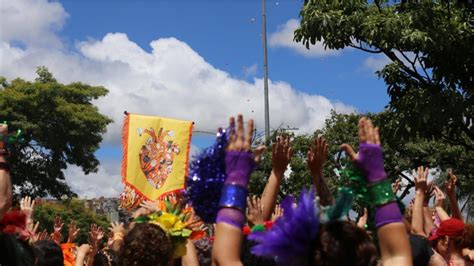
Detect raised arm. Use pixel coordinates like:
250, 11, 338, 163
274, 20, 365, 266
433, 186, 450, 221
212, 114, 255, 266
307, 137, 334, 206
0, 123, 12, 219
446, 169, 462, 220
20, 196, 36, 232
341, 117, 412, 266
261, 136, 291, 220
411, 166, 429, 237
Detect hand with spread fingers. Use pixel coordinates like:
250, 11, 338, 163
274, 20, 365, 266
271, 204, 283, 222
246, 196, 264, 226
109, 221, 125, 251
140, 200, 159, 213
67, 220, 80, 243
227, 114, 254, 153
307, 136, 333, 205
415, 166, 429, 193
340, 117, 385, 183
307, 136, 328, 178
20, 196, 35, 220
272, 135, 292, 176
51, 216, 64, 245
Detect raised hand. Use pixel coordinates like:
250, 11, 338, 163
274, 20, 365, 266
307, 136, 333, 206
340, 118, 385, 183
140, 200, 159, 213
307, 136, 328, 177
272, 136, 292, 175
89, 224, 104, 246
227, 114, 254, 152
446, 169, 457, 197
433, 186, 446, 208
67, 220, 80, 243
433, 186, 450, 221
246, 196, 264, 226
445, 169, 462, 220
271, 204, 283, 222
415, 166, 429, 193
32, 229, 51, 243
51, 216, 64, 244
131, 206, 152, 218
253, 145, 267, 164
20, 196, 35, 221
109, 222, 125, 235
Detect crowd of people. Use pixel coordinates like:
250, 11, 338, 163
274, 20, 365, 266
0, 115, 473, 266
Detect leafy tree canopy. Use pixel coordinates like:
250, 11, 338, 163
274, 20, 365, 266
33, 198, 110, 244
0, 67, 112, 198
295, 0, 474, 151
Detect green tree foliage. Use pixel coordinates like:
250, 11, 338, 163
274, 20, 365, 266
295, 0, 474, 151
0, 67, 112, 198
33, 198, 110, 244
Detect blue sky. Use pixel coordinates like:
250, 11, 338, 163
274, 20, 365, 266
1, 0, 390, 197
59, 0, 388, 113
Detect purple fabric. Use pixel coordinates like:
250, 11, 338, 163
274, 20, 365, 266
248, 188, 319, 266
224, 151, 256, 187
356, 143, 387, 183
215, 150, 255, 228
375, 202, 403, 228
216, 208, 246, 228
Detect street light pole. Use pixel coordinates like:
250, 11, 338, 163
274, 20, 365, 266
262, 0, 270, 144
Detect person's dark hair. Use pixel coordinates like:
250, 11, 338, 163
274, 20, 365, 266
0, 233, 34, 266
33, 240, 64, 266
119, 223, 172, 266
459, 224, 474, 249
313, 221, 378, 266
93, 249, 119, 266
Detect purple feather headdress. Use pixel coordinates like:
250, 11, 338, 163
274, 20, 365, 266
248, 188, 320, 266
185, 128, 229, 223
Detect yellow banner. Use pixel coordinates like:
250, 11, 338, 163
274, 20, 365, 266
120, 113, 193, 209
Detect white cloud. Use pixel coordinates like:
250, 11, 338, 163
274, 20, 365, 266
0, 0, 68, 47
242, 63, 257, 77
0, 0, 356, 197
363, 55, 390, 72
64, 161, 123, 199
269, 19, 339, 58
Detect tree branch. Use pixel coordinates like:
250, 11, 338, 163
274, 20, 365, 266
440, 133, 474, 151
349, 43, 383, 54
382, 49, 429, 85
416, 54, 432, 81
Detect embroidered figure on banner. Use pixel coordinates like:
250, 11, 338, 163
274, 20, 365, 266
137, 127, 180, 189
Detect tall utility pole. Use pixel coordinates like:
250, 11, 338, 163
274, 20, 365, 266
262, 0, 270, 143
